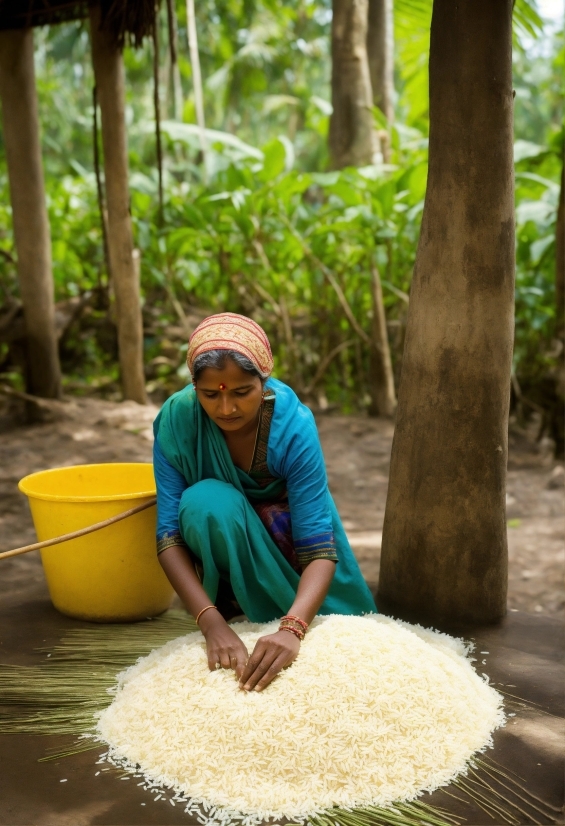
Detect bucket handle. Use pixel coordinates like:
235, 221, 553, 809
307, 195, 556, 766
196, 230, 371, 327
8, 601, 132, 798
0, 498, 157, 561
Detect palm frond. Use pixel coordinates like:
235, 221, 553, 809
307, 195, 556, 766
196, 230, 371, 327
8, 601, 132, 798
393, 0, 546, 128
394, 0, 432, 30
513, 0, 544, 41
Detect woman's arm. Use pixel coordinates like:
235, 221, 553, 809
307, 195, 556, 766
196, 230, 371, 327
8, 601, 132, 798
153, 437, 188, 555
239, 558, 335, 692
239, 407, 341, 691
286, 558, 336, 623
159, 545, 249, 679
154, 439, 248, 677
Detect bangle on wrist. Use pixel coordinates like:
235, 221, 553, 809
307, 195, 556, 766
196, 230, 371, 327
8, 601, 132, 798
279, 614, 308, 641
279, 625, 304, 642
195, 604, 218, 625
282, 614, 308, 631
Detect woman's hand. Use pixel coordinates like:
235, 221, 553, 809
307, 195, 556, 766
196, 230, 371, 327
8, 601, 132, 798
239, 630, 300, 692
200, 610, 249, 680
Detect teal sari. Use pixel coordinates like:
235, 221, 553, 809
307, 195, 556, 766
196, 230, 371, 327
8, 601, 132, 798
154, 380, 376, 622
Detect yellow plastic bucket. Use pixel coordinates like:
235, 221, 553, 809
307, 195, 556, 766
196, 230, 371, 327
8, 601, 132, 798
18, 463, 174, 622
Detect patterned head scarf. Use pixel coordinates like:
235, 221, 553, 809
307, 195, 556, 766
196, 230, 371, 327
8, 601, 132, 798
187, 313, 274, 378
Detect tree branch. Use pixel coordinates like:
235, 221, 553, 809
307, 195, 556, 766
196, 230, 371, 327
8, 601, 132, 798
279, 215, 371, 345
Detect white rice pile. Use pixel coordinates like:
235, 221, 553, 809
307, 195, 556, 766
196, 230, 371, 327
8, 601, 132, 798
96, 614, 504, 821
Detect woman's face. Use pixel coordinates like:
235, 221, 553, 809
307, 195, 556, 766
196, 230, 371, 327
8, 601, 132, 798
194, 358, 263, 433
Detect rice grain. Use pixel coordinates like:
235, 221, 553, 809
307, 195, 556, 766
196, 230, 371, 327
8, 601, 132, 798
97, 614, 504, 821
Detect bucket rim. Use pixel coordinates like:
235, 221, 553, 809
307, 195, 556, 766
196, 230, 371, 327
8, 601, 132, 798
18, 462, 156, 503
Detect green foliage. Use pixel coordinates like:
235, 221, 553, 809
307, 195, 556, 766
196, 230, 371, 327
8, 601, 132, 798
0, 1, 562, 422
174, 0, 333, 169
126, 121, 428, 406
512, 29, 564, 410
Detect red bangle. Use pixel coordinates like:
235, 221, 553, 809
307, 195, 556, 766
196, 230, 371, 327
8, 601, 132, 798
281, 614, 308, 631
280, 625, 303, 641
279, 621, 305, 641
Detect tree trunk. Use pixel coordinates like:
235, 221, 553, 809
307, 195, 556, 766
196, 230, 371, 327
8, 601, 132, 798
378, 0, 514, 625
89, 5, 147, 404
367, 0, 394, 161
0, 29, 62, 399
552, 164, 565, 459
368, 264, 396, 416
329, 0, 376, 169
166, 0, 184, 120
556, 164, 564, 339
186, 0, 208, 179
367, 0, 393, 121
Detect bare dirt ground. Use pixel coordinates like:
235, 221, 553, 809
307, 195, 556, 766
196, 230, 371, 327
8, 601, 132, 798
0, 395, 563, 618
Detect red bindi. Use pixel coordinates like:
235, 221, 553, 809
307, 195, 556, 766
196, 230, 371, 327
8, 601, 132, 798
219, 383, 227, 390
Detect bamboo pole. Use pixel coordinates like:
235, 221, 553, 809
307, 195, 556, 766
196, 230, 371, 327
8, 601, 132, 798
92, 85, 111, 288
152, 9, 164, 221
368, 263, 396, 417
186, 0, 208, 179
166, 0, 184, 119
89, 5, 147, 404
329, 0, 377, 168
0, 28, 62, 399
556, 165, 564, 339
0, 499, 156, 561
367, 0, 394, 161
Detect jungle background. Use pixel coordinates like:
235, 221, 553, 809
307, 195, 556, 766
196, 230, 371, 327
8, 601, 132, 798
0, 0, 563, 618
0, 0, 562, 417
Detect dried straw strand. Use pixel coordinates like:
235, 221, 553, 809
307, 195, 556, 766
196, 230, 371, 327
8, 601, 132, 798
0, 610, 560, 826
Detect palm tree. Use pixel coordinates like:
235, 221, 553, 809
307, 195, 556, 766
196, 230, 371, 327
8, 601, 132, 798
0, 1, 154, 405
378, 0, 515, 624
367, 0, 394, 159
329, 0, 377, 169
0, 29, 62, 400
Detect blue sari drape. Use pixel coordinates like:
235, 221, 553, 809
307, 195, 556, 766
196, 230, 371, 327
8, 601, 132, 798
153, 379, 376, 622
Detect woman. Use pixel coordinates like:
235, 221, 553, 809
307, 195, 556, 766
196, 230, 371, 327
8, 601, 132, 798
154, 313, 376, 693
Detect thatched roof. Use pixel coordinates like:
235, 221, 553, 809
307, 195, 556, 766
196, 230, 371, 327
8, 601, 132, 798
0, 0, 157, 45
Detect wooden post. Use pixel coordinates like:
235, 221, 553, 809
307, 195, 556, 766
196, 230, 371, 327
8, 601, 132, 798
186, 0, 208, 179
378, 0, 514, 625
89, 5, 147, 404
0, 28, 62, 399
556, 165, 564, 340
368, 263, 396, 417
166, 0, 184, 120
329, 0, 377, 169
367, 0, 394, 161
